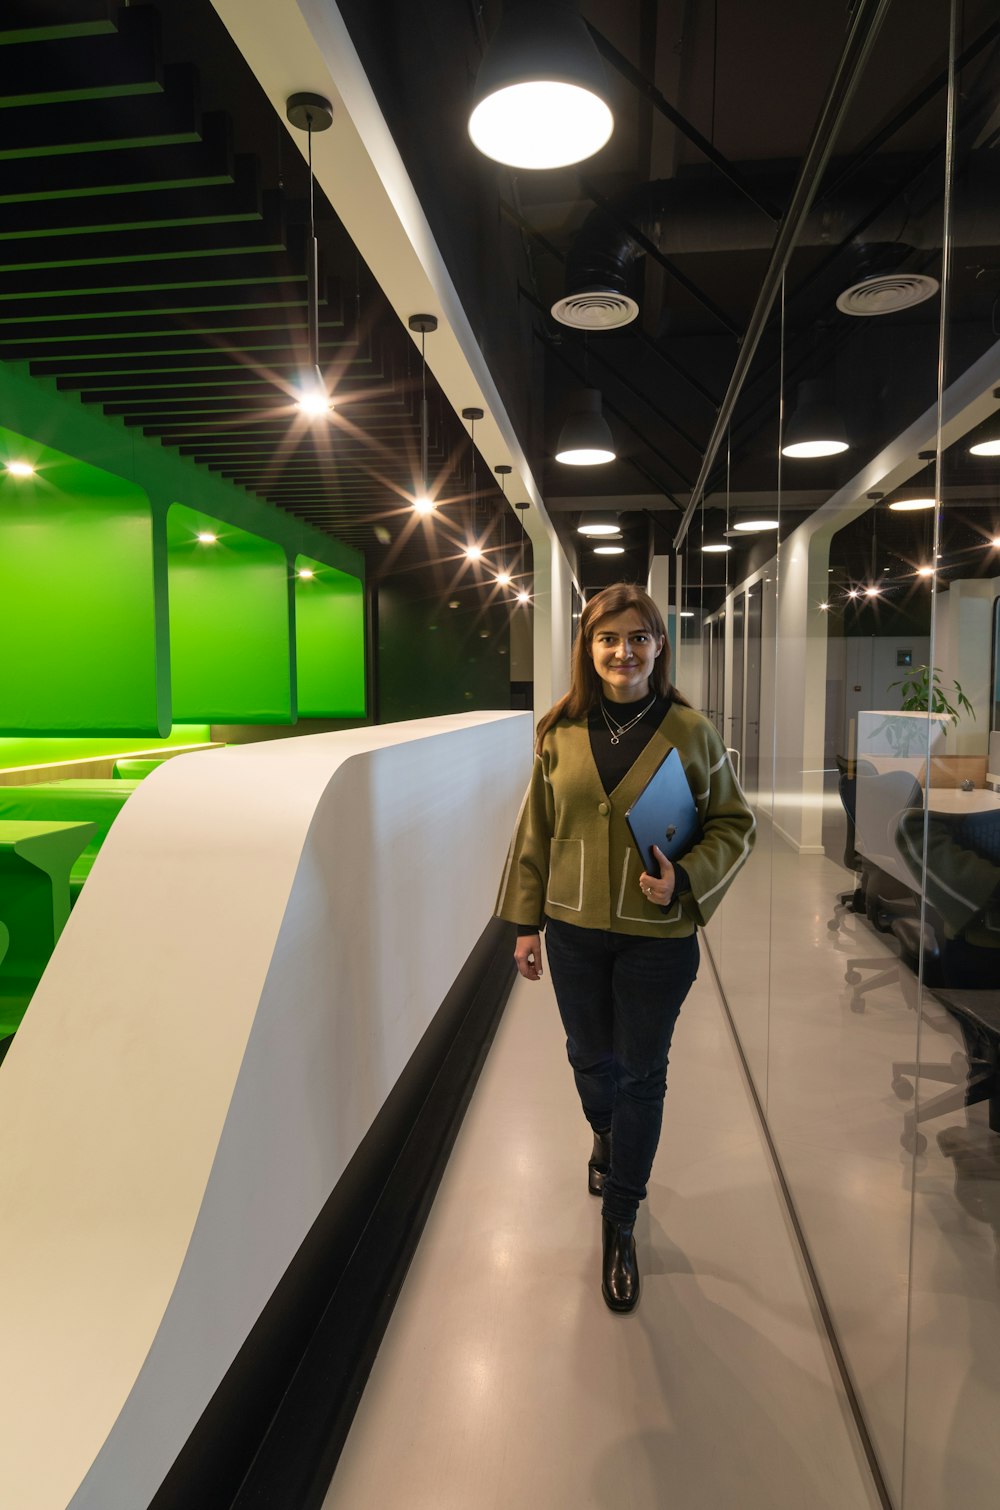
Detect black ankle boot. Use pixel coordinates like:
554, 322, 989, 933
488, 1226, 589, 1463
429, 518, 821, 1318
588, 1128, 612, 1197
601, 1217, 640, 1313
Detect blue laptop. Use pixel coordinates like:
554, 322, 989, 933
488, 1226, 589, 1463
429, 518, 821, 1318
626, 747, 701, 870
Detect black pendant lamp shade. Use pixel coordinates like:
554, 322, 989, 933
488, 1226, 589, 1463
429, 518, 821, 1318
286, 92, 334, 417
556, 389, 616, 465
781, 379, 849, 458
469, 1, 614, 170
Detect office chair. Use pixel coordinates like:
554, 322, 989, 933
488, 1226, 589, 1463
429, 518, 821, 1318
890, 808, 1000, 1151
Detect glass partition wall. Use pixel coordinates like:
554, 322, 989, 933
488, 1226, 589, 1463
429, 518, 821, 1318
689, 2, 1000, 1504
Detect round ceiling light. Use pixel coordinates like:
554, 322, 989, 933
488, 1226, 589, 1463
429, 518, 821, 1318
781, 379, 849, 458
888, 496, 935, 511
556, 389, 616, 466
594, 544, 625, 555
577, 513, 620, 536
701, 543, 732, 554
731, 518, 779, 532
469, 5, 614, 170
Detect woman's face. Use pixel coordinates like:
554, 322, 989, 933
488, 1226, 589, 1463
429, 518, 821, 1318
588, 609, 664, 704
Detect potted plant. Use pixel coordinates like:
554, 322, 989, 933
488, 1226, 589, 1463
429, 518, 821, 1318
869, 664, 975, 757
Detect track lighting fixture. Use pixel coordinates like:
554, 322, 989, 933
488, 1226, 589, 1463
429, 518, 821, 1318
556, 390, 615, 465
286, 93, 334, 418
409, 314, 439, 513
468, 1, 614, 170
781, 379, 849, 458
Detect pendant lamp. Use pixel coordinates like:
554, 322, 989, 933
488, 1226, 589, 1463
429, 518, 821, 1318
494, 464, 513, 584
286, 93, 334, 417
577, 511, 620, 536
556, 389, 615, 465
469, 1, 614, 170
781, 379, 849, 458
408, 313, 438, 513
888, 452, 936, 511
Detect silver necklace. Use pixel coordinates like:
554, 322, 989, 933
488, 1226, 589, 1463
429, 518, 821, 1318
600, 693, 657, 745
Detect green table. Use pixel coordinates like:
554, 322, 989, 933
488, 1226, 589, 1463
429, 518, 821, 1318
0, 818, 97, 1040
0, 779, 139, 896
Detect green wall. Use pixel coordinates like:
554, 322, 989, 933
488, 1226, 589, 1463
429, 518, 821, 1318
0, 430, 166, 735
167, 505, 294, 724
294, 556, 366, 718
377, 584, 511, 721
0, 364, 367, 736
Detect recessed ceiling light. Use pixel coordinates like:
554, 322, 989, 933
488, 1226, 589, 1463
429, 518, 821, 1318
298, 568, 315, 579
465, 544, 483, 560
517, 590, 531, 603
413, 495, 436, 515
917, 566, 935, 577
864, 585, 881, 597
496, 570, 512, 586
5, 460, 35, 478
196, 531, 217, 544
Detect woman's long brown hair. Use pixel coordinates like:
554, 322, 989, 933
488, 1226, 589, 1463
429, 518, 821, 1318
535, 582, 689, 748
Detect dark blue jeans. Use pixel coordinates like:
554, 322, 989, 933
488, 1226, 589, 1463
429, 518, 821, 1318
545, 919, 699, 1225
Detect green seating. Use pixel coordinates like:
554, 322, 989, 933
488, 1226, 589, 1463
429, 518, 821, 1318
113, 757, 167, 780
0, 779, 139, 899
0, 818, 96, 1042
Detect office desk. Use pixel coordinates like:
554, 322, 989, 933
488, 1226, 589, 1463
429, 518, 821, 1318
855, 783, 1000, 891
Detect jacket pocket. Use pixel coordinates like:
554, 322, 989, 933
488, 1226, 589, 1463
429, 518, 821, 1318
546, 838, 584, 911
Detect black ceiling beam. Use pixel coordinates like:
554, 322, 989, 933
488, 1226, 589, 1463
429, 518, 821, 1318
675, 0, 894, 547
0, 205, 288, 273
1, 3, 118, 48
0, 290, 313, 329
587, 25, 783, 224
0, 63, 201, 160
0, 311, 347, 356
0, 247, 310, 303
35, 343, 364, 379
0, 155, 262, 241
0, 112, 235, 205
0, 6, 162, 108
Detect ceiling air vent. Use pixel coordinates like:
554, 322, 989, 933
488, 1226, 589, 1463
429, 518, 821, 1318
551, 289, 639, 330
836, 272, 940, 317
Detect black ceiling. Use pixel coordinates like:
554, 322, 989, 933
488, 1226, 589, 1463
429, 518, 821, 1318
5, 0, 1000, 614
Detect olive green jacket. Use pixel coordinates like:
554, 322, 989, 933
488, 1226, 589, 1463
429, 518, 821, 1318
496, 703, 756, 937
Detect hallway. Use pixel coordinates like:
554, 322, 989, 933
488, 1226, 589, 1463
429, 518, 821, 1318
324, 948, 881, 1509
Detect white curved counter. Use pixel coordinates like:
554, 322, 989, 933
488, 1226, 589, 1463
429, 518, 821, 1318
0, 712, 531, 1510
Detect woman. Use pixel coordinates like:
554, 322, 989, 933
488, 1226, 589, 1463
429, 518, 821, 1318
496, 583, 755, 1313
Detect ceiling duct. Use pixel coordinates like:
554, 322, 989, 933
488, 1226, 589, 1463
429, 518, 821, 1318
550, 159, 999, 330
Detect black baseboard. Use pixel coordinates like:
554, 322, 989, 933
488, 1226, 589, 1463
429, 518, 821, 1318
148, 917, 516, 1510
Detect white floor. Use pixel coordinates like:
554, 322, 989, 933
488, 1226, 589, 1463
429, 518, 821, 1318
323, 947, 882, 1510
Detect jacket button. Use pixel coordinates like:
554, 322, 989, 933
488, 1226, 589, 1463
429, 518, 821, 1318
598, 801, 609, 815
